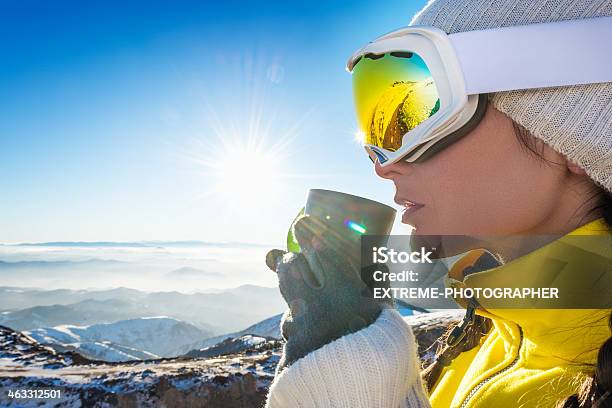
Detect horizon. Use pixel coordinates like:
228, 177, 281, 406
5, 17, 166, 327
0, 239, 276, 247
0, 282, 278, 294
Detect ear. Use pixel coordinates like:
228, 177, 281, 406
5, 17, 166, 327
567, 160, 588, 176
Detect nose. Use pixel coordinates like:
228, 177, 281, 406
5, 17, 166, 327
374, 159, 404, 180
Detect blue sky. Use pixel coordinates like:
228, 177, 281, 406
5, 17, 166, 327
0, 0, 428, 244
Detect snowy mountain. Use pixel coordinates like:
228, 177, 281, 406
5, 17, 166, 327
0, 285, 285, 335
0, 324, 93, 369
0, 311, 460, 407
185, 334, 278, 358
0, 324, 279, 408
177, 313, 282, 356
56, 340, 160, 362
25, 317, 206, 362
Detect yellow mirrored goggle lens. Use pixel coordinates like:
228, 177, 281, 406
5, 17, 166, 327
352, 52, 440, 152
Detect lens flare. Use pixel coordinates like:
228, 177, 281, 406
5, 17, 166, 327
345, 220, 367, 234
354, 129, 366, 145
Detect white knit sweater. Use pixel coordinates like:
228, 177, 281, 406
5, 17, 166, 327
265, 309, 431, 407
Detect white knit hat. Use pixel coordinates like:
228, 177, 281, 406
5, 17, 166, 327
411, 0, 612, 192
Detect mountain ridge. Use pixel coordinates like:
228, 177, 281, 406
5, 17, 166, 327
25, 317, 206, 361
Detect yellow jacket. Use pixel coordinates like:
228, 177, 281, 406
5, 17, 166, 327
430, 219, 612, 408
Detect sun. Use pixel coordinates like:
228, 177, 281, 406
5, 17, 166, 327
176, 51, 310, 213
209, 141, 283, 209
354, 129, 366, 145
180, 101, 301, 214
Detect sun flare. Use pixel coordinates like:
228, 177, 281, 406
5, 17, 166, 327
354, 129, 366, 145
210, 141, 283, 209
176, 52, 314, 213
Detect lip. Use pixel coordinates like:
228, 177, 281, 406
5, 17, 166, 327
394, 196, 425, 223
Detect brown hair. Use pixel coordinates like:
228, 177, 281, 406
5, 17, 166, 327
422, 121, 612, 407
514, 118, 612, 408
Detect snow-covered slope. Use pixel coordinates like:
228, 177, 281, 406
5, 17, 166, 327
185, 334, 277, 358
177, 313, 282, 356
1, 311, 460, 407
49, 339, 160, 362
0, 324, 279, 408
25, 317, 206, 362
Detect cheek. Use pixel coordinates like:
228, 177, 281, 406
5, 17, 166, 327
416, 126, 564, 234
462, 161, 561, 233
493, 157, 565, 224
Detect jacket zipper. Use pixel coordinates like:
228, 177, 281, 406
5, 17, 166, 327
458, 326, 524, 408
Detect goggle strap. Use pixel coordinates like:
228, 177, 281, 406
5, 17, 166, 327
450, 16, 612, 94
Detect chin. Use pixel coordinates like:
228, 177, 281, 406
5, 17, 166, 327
412, 221, 465, 237
407, 220, 436, 235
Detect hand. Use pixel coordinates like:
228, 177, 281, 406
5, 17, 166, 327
266, 214, 391, 372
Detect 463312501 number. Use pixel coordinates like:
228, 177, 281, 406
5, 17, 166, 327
6, 388, 62, 399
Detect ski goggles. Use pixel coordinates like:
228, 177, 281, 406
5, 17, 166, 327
347, 16, 612, 165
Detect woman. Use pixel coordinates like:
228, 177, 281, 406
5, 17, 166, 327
265, 0, 612, 406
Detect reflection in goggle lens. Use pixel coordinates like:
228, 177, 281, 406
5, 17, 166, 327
352, 52, 440, 151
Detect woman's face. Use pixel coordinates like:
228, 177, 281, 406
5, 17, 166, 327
374, 105, 588, 236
